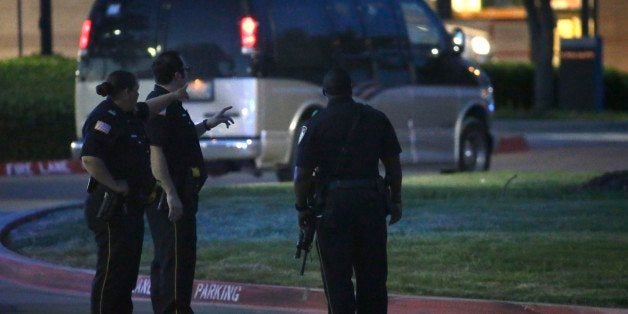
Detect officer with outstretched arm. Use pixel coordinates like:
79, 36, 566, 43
145, 51, 234, 314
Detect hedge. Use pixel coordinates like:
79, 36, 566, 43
0, 55, 75, 161
481, 62, 628, 112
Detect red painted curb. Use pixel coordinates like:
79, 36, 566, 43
495, 135, 530, 154
2, 207, 626, 314
0, 159, 85, 177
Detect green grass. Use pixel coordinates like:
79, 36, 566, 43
6, 171, 628, 307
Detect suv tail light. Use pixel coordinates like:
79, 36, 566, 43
79, 19, 92, 50
240, 16, 257, 54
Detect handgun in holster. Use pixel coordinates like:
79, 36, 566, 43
97, 187, 124, 221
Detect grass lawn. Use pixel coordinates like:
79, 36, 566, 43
6, 171, 628, 307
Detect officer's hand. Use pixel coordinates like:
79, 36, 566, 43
205, 106, 235, 129
113, 180, 129, 195
298, 209, 314, 229
388, 202, 402, 226
174, 83, 189, 101
167, 193, 184, 222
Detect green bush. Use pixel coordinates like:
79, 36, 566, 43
480, 62, 536, 111
481, 62, 628, 112
0, 55, 75, 161
603, 68, 628, 112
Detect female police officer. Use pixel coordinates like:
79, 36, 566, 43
81, 70, 188, 314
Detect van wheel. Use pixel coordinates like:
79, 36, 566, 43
276, 120, 306, 182
458, 118, 491, 171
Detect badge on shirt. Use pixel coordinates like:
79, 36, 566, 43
298, 126, 307, 144
94, 120, 111, 134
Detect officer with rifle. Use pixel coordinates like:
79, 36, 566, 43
294, 67, 403, 313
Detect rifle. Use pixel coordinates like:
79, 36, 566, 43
294, 211, 319, 276
294, 167, 323, 276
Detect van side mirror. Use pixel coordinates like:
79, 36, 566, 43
451, 28, 465, 55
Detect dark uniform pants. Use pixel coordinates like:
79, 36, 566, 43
85, 187, 145, 314
146, 191, 198, 314
316, 188, 388, 314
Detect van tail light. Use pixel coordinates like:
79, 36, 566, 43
240, 16, 257, 54
79, 19, 92, 50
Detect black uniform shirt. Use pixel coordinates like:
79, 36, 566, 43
145, 85, 206, 185
81, 99, 153, 194
296, 96, 401, 181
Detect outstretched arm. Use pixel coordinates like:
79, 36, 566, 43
144, 84, 189, 118
195, 106, 235, 137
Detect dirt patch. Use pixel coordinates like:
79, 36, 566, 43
582, 171, 628, 192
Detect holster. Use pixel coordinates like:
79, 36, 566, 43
97, 188, 124, 221
376, 176, 394, 215
86, 177, 97, 193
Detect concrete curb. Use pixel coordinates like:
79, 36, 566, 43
0, 159, 85, 177
1, 206, 625, 313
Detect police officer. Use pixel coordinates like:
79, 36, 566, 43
294, 67, 403, 314
81, 70, 188, 314
145, 51, 233, 314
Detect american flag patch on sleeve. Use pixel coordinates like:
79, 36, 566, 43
94, 120, 112, 134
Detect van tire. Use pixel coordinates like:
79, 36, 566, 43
457, 117, 491, 171
276, 120, 306, 182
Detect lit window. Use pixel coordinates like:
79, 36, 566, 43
452, 0, 481, 13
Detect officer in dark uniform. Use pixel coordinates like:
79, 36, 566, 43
145, 51, 233, 314
81, 70, 188, 314
294, 67, 403, 314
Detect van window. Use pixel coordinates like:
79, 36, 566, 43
268, 0, 333, 81
326, 0, 373, 86
359, 0, 411, 87
360, 0, 402, 51
160, 0, 251, 78
78, 0, 159, 81
399, 0, 441, 47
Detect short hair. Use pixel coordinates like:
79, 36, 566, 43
152, 51, 184, 85
95, 70, 137, 98
323, 66, 352, 96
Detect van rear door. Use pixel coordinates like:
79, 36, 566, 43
75, 0, 160, 139
157, 0, 258, 138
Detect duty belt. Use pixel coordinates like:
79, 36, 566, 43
327, 179, 379, 190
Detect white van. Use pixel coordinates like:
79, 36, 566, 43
72, 0, 495, 181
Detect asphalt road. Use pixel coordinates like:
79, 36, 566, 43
1, 145, 627, 212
